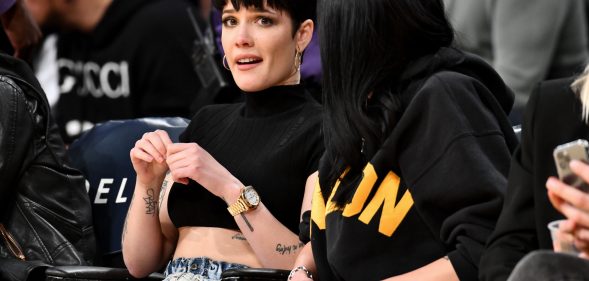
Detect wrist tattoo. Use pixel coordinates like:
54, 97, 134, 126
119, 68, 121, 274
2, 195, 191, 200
144, 188, 157, 216
240, 213, 254, 232
276, 242, 305, 255
159, 176, 170, 210
232, 233, 246, 241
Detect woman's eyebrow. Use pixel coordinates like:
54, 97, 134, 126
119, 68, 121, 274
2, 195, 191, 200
222, 7, 278, 15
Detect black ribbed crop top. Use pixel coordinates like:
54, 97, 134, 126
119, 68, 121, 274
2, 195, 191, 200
167, 84, 323, 233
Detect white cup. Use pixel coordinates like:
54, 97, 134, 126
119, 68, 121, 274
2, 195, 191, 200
547, 219, 579, 254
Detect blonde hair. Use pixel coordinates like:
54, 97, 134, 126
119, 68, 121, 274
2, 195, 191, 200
571, 65, 589, 123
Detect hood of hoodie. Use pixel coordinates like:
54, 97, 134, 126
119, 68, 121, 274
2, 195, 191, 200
398, 47, 514, 115
364, 47, 518, 176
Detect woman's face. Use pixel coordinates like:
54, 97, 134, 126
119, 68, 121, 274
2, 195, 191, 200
221, 2, 303, 92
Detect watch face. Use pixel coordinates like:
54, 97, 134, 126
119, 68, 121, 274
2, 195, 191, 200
244, 187, 260, 206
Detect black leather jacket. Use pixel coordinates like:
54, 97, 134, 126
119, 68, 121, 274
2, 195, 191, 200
0, 53, 95, 275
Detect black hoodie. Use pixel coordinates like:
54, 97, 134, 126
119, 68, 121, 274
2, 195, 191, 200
53, 0, 204, 142
309, 48, 518, 281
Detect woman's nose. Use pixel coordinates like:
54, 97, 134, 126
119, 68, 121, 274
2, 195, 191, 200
235, 25, 254, 47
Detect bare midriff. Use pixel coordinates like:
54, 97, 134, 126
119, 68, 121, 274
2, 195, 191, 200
172, 226, 263, 268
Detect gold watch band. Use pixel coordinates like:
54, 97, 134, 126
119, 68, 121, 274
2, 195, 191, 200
227, 198, 248, 216
227, 185, 259, 216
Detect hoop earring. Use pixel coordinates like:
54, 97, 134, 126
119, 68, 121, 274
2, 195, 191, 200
222, 55, 230, 70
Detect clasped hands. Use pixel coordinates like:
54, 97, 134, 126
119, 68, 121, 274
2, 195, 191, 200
547, 160, 589, 258
130, 129, 242, 201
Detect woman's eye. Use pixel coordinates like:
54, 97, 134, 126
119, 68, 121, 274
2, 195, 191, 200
256, 17, 273, 26
222, 17, 237, 27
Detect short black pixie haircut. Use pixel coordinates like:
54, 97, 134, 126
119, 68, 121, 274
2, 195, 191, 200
213, 0, 316, 36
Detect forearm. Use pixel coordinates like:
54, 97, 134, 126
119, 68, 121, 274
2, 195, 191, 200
122, 180, 168, 276
234, 203, 305, 269
383, 257, 458, 281
291, 243, 316, 277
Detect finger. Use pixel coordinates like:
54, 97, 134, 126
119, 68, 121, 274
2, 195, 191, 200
169, 168, 190, 185
171, 166, 198, 183
155, 130, 174, 147
546, 177, 589, 210
547, 186, 566, 212
168, 172, 189, 185
137, 134, 165, 162
130, 147, 154, 163
560, 203, 589, 227
574, 237, 589, 254
177, 177, 189, 185
571, 160, 589, 184
165, 146, 187, 166
167, 156, 198, 172
575, 227, 589, 242
166, 144, 204, 167
561, 219, 577, 233
170, 166, 189, 181
167, 142, 200, 156
144, 132, 168, 161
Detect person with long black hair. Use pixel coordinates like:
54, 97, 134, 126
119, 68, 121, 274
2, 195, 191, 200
289, 0, 517, 280
121, 0, 322, 280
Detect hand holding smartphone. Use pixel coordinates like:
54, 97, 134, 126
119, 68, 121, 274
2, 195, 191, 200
553, 139, 589, 192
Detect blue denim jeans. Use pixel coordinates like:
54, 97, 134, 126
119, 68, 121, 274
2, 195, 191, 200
164, 257, 249, 281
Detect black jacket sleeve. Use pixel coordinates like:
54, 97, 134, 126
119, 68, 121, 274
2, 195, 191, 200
0, 76, 33, 212
478, 80, 560, 281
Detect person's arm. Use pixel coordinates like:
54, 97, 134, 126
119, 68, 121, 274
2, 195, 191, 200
288, 243, 315, 281
0, 0, 41, 59
165, 142, 317, 269
122, 130, 177, 278
232, 173, 317, 269
383, 257, 458, 281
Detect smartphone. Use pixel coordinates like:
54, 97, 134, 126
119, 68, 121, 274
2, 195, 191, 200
553, 139, 589, 192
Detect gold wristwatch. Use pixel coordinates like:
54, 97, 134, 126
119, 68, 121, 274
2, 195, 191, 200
227, 185, 260, 216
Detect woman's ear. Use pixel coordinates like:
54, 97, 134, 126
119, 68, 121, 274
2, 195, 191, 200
295, 19, 314, 52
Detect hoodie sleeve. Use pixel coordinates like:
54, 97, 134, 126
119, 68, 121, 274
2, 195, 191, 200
396, 71, 513, 280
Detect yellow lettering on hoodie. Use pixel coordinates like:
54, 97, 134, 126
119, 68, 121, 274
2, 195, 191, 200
342, 163, 378, 217
312, 164, 413, 237
358, 171, 413, 236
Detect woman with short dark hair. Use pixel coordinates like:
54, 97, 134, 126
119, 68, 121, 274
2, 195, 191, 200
122, 0, 322, 280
